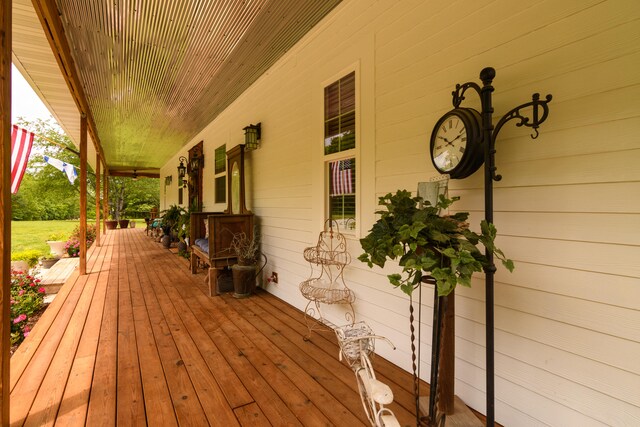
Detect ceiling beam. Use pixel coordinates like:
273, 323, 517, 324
30, 0, 108, 171
108, 170, 160, 179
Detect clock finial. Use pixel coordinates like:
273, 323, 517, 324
480, 67, 495, 84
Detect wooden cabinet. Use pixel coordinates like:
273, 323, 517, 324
190, 212, 254, 295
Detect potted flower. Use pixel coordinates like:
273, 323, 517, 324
358, 190, 513, 297
46, 232, 68, 258
64, 237, 81, 257
228, 229, 266, 298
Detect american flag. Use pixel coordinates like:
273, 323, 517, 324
330, 159, 353, 196
11, 125, 35, 194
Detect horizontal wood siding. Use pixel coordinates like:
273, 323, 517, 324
160, 0, 640, 424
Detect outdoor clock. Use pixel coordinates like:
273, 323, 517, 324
429, 108, 484, 179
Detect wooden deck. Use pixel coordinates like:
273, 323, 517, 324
9, 227, 439, 426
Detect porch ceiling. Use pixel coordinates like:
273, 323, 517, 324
11, 0, 341, 173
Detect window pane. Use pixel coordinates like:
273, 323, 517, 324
340, 72, 355, 112
215, 176, 226, 203
328, 157, 356, 230
324, 71, 356, 156
325, 81, 340, 119
215, 144, 226, 174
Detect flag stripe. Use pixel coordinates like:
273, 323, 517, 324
330, 159, 353, 196
11, 125, 35, 194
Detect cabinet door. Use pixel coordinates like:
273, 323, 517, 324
211, 214, 254, 258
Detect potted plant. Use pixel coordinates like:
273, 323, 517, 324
160, 205, 186, 248
118, 217, 130, 229
105, 216, 118, 230
46, 232, 68, 258
358, 190, 513, 297
176, 210, 191, 254
40, 255, 59, 269
10, 250, 43, 273
228, 229, 266, 298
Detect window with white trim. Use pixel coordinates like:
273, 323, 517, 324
324, 71, 356, 231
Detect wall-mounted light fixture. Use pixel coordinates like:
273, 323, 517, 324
189, 152, 203, 173
243, 122, 261, 150
165, 175, 173, 186
132, 170, 138, 180
178, 156, 187, 179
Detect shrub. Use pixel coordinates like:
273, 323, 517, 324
11, 249, 45, 268
10, 271, 45, 345
70, 224, 96, 247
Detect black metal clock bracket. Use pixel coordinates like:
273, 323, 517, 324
450, 66, 552, 427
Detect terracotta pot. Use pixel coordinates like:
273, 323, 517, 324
232, 264, 256, 298
105, 220, 118, 230
118, 219, 130, 228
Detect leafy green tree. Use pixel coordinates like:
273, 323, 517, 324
11, 118, 159, 220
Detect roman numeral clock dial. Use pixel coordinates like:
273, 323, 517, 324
429, 108, 484, 179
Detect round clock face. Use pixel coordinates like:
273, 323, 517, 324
432, 113, 468, 172
429, 108, 484, 179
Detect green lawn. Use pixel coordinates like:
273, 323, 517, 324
11, 220, 80, 256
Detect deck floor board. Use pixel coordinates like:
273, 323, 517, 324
9, 227, 475, 426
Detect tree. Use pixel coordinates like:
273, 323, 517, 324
12, 118, 159, 220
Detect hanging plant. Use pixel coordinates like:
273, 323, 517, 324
358, 190, 513, 296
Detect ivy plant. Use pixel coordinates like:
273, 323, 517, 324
358, 190, 514, 296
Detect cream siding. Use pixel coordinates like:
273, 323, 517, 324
160, 0, 640, 425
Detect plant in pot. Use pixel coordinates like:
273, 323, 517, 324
105, 216, 118, 230
358, 190, 513, 297
176, 210, 191, 254
228, 229, 266, 298
358, 190, 514, 421
118, 216, 130, 229
46, 232, 68, 258
160, 204, 186, 248
11, 250, 43, 273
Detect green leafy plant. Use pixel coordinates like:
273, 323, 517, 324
47, 232, 68, 241
10, 271, 46, 345
358, 190, 513, 296
11, 249, 45, 268
160, 204, 186, 234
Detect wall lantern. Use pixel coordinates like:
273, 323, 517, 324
177, 156, 187, 179
243, 122, 261, 150
164, 175, 172, 186
189, 152, 203, 173
132, 170, 138, 181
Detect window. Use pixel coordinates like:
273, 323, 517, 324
325, 72, 356, 231
215, 145, 226, 174
214, 144, 226, 203
324, 72, 355, 155
215, 176, 226, 204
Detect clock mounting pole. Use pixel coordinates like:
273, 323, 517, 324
452, 67, 552, 426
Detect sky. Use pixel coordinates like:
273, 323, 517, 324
11, 63, 57, 125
